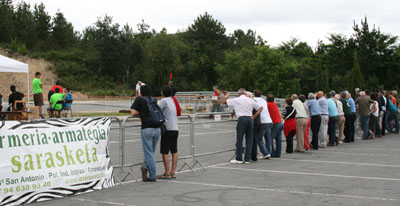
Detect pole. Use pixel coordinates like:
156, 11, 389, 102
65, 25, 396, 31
27, 68, 30, 108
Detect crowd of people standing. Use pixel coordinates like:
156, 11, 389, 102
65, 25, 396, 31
223, 88, 400, 164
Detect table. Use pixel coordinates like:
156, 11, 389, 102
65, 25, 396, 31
0, 111, 30, 120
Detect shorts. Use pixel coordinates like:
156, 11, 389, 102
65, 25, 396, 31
34, 93, 44, 106
160, 130, 179, 154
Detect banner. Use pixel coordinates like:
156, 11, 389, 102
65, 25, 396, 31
0, 117, 114, 205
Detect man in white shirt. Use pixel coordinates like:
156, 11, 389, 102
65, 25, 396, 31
223, 88, 263, 164
136, 81, 145, 97
252, 90, 273, 159
292, 94, 308, 152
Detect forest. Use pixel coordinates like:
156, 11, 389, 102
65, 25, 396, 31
1, 0, 399, 97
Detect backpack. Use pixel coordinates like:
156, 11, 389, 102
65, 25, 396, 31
142, 96, 165, 127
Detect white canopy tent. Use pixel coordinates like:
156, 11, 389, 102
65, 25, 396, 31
0, 54, 30, 106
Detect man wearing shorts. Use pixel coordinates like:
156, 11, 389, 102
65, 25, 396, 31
32, 72, 44, 118
157, 86, 179, 179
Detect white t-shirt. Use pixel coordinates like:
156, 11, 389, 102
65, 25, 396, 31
227, 95, 261, 118
293, 99, 308, 118
159, 97, 178, 131
371, 100, 379, 117
136, 83, 145, 96
336, 99, 344, 116
253, 97, 272, 124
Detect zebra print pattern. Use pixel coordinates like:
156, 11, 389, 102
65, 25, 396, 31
0, 173, 115, 205
0, 117, 115, 205
6, 117, 110, 130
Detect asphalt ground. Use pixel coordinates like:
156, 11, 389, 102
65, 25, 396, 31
32, 123, 400, 206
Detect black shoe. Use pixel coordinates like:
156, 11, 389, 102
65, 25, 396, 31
327, 143, 335, 146
143, 178, 156, 182
251, 158, 258, 162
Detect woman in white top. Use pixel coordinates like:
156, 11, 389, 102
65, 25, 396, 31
369, 92, 379, 139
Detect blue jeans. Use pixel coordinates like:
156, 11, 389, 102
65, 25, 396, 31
328, 116, 338, 144
359, 115, 370, 139
141, 127, 161, 180
256, 123, 272, 156
236, 117, 254, 162
389, 111, 399, 132
270, 122, 283, 158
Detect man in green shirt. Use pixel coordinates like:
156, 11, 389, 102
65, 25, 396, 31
32, 72, 44, 118
47, 87, 65, 117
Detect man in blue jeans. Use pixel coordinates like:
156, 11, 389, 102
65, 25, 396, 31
355, 91, 375, 139
253, 90, 273, 159
223, 88, 262, 164
266, 94, 283, 158
131, 85, 161, 182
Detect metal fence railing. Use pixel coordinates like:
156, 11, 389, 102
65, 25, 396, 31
3, 109, 368, 185
120, 115, 195, 181
189, 112, 237, 170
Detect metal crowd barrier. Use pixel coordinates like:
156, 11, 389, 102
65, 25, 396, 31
120, 115, 194, 182
186, 112, 237, 171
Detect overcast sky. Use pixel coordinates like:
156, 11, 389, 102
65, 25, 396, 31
24, 0, 400, 48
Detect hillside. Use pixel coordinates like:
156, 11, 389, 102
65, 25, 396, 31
0, 48, 57, 100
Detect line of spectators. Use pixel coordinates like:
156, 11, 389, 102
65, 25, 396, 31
222, 88, 399, 164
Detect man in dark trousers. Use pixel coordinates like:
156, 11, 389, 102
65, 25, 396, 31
222, 88, 262, 164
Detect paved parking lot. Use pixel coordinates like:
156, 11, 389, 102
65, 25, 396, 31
34, 130, 400, 206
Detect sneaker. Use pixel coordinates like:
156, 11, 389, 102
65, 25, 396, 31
230, 159, 243, 164
243, 161, 250, 164
260, 154, 271, 159
141, 166, 148, 181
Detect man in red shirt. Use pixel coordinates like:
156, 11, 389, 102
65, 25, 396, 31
267, 94, 283, 158
48, 81, 63, 102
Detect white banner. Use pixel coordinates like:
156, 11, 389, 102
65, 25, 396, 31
0, 117, 114, 205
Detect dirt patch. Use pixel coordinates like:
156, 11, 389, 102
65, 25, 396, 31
0, 48, 88, 101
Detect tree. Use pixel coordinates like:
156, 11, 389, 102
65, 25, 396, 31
14, 2, 35, 48
0, 0, 15, 42
230, 29, 256, 50
216, 46, 299, 97
351, 17, 398, 88
347, 51, 363, 96
50, 11, 77, 49
81, 15, 124, 87
182, 12, 230, 88
33, 3, 51, 50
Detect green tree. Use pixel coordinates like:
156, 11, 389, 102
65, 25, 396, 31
351, 17, 398, 88
81, 15, 124, 87
32, 3, 51, 50
0, 0, 15, 43
50, 11, 77, 49
182, 12, 230, 88
14, 2, 35, 48
347, 51, 363, 96
230, 29, 256, 50
216, 46, 299, 97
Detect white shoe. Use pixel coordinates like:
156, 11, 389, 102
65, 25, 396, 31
230, 159, 243, 164
243, 161, 250, 164
259, 154, 271, 159
338, 141, 343, 144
